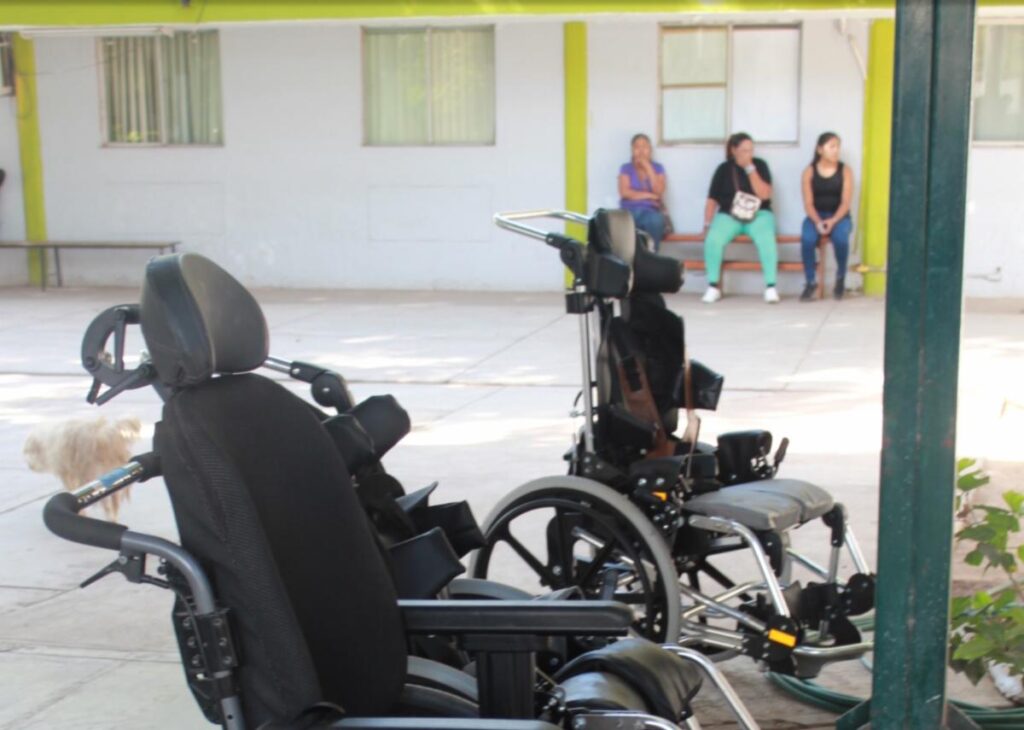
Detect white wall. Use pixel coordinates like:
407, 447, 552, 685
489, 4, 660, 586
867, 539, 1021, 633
0, 92, 28, 284
964, 147, 1024, 298
14, 16, 1024, 297
31, 22, 566, 290
587, 17, 868, 294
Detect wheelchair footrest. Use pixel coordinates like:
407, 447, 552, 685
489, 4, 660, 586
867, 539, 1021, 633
795, 573, 876, 625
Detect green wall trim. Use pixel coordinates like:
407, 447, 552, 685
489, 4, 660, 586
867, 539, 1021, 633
564, 20, 587, 259
12, 34, 46, 286
3, 0, 1020, 27
859, 19, 893, 297
3, 1, 899, 26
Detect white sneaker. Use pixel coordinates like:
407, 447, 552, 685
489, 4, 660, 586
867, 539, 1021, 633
702, 287, 722, 304
764, 287, 780, 304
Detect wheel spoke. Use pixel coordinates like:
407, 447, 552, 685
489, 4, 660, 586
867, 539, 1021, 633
577, 539, 618, 587
502, 532, 559, 587
547, 508, 577, 587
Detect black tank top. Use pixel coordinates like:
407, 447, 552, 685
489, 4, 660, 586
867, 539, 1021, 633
811, 162, 843, 213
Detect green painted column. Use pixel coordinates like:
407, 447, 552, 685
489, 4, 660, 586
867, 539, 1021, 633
564, 21, 587, 286
12, 33, 47, 286
858, 20, 894, 296
870, 1, 976, 727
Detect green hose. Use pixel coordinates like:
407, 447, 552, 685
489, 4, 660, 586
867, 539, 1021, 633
766, 616, 1024, 729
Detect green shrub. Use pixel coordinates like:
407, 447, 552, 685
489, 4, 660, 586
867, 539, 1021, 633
949, 458, 1024, 685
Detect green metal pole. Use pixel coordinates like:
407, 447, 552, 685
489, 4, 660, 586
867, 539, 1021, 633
869, 0, 976, 727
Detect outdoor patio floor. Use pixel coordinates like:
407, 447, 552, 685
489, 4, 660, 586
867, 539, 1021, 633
1, 284, 1021, 728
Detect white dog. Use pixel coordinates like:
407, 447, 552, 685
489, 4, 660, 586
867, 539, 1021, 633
24, 416, 142, 522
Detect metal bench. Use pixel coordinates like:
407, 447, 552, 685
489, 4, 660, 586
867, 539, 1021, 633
662, 232, 829, 298
0, 240, 179, 291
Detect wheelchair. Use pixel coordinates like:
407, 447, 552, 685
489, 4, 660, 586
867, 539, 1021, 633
468, 209, 876, 679
46, 252, 764, 729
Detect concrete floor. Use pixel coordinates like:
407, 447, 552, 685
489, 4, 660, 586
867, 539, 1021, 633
0, 284, 1022, 728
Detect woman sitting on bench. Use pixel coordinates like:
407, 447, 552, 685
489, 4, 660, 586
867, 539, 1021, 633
618, 133, 668, 251
701, 133, 779, 304
800, 132, 854, 301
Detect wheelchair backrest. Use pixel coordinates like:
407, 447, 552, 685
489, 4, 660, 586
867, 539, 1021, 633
141, 253, 408, 725
595, 294, 686, 446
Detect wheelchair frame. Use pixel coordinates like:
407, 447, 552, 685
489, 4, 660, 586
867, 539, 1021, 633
475, 209, 875, 676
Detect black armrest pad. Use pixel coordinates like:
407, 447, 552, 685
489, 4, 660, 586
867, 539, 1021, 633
331, 721, 561, 729
400, 600, 631, 636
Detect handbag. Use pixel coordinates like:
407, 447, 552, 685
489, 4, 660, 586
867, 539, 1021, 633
729, 165, 761, 222
659, 199, 675, 238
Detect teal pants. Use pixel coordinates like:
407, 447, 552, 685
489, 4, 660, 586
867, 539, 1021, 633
705, 210, 778, 287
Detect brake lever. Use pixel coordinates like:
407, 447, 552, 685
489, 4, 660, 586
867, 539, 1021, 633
80, 551, 146, 588
80, 550, 172, 591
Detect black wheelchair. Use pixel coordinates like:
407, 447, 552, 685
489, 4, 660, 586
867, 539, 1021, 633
46, 252, 762, 729
468, 209, 876, 679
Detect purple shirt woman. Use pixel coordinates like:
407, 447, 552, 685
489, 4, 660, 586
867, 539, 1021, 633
617, 133, 667, 251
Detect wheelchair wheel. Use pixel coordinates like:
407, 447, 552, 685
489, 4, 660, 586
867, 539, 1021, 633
470, 476, 681, 643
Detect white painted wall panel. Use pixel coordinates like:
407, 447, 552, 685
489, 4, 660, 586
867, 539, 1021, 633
964, 147, 1024, 298
730, 27, 801, 143
0, 94, 28, 284
30, 22, 564, 290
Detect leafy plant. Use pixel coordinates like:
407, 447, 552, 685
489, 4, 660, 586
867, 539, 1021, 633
949, 458, 1024, 686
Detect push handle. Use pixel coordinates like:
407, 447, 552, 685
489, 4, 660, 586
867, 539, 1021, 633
493, 209, 590, 244
42, 453, 161, 551
44, 492, 127, 551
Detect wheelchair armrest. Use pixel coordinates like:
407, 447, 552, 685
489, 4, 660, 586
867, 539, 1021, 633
399, 600, 631, 636
331, 720, 561, 729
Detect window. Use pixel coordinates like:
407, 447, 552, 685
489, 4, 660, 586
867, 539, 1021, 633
363, 26, 495, 145
973, 23, 1024, 143
99, 30, 223, 145
659, 25, 800, 144
0, 33, 13, 96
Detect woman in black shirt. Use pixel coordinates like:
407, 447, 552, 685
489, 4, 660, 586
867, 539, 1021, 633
701, 133, 779, 304
800, 132, 854, 300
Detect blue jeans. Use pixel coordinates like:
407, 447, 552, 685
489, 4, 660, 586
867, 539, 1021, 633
628, 208, 665, 252
801, 212, 851, 284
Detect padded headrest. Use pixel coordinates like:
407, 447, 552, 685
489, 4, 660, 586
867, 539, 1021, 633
590, 209, 639, 270
140, 253, 269, 386
589, 209, 682, 295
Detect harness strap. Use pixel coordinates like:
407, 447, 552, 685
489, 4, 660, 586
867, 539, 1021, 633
609, 318, 674, 458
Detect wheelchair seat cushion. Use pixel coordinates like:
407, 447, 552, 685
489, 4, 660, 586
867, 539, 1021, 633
684, 478, 834, 531
554, 638, 701, 720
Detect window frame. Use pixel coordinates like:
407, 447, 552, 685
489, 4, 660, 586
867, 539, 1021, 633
95, 30, 224, 149
657, 22, 803, 148
0, 33, 14, 97
361, 24, 497, 148
971, 18, 1024, 148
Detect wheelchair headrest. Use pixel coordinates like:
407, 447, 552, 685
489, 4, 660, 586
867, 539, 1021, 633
588, 209, 682, 295
140, 253, 269, 386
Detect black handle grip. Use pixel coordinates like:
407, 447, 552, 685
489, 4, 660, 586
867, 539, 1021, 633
43, 492, 127, 551
130, 452, 161, 481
